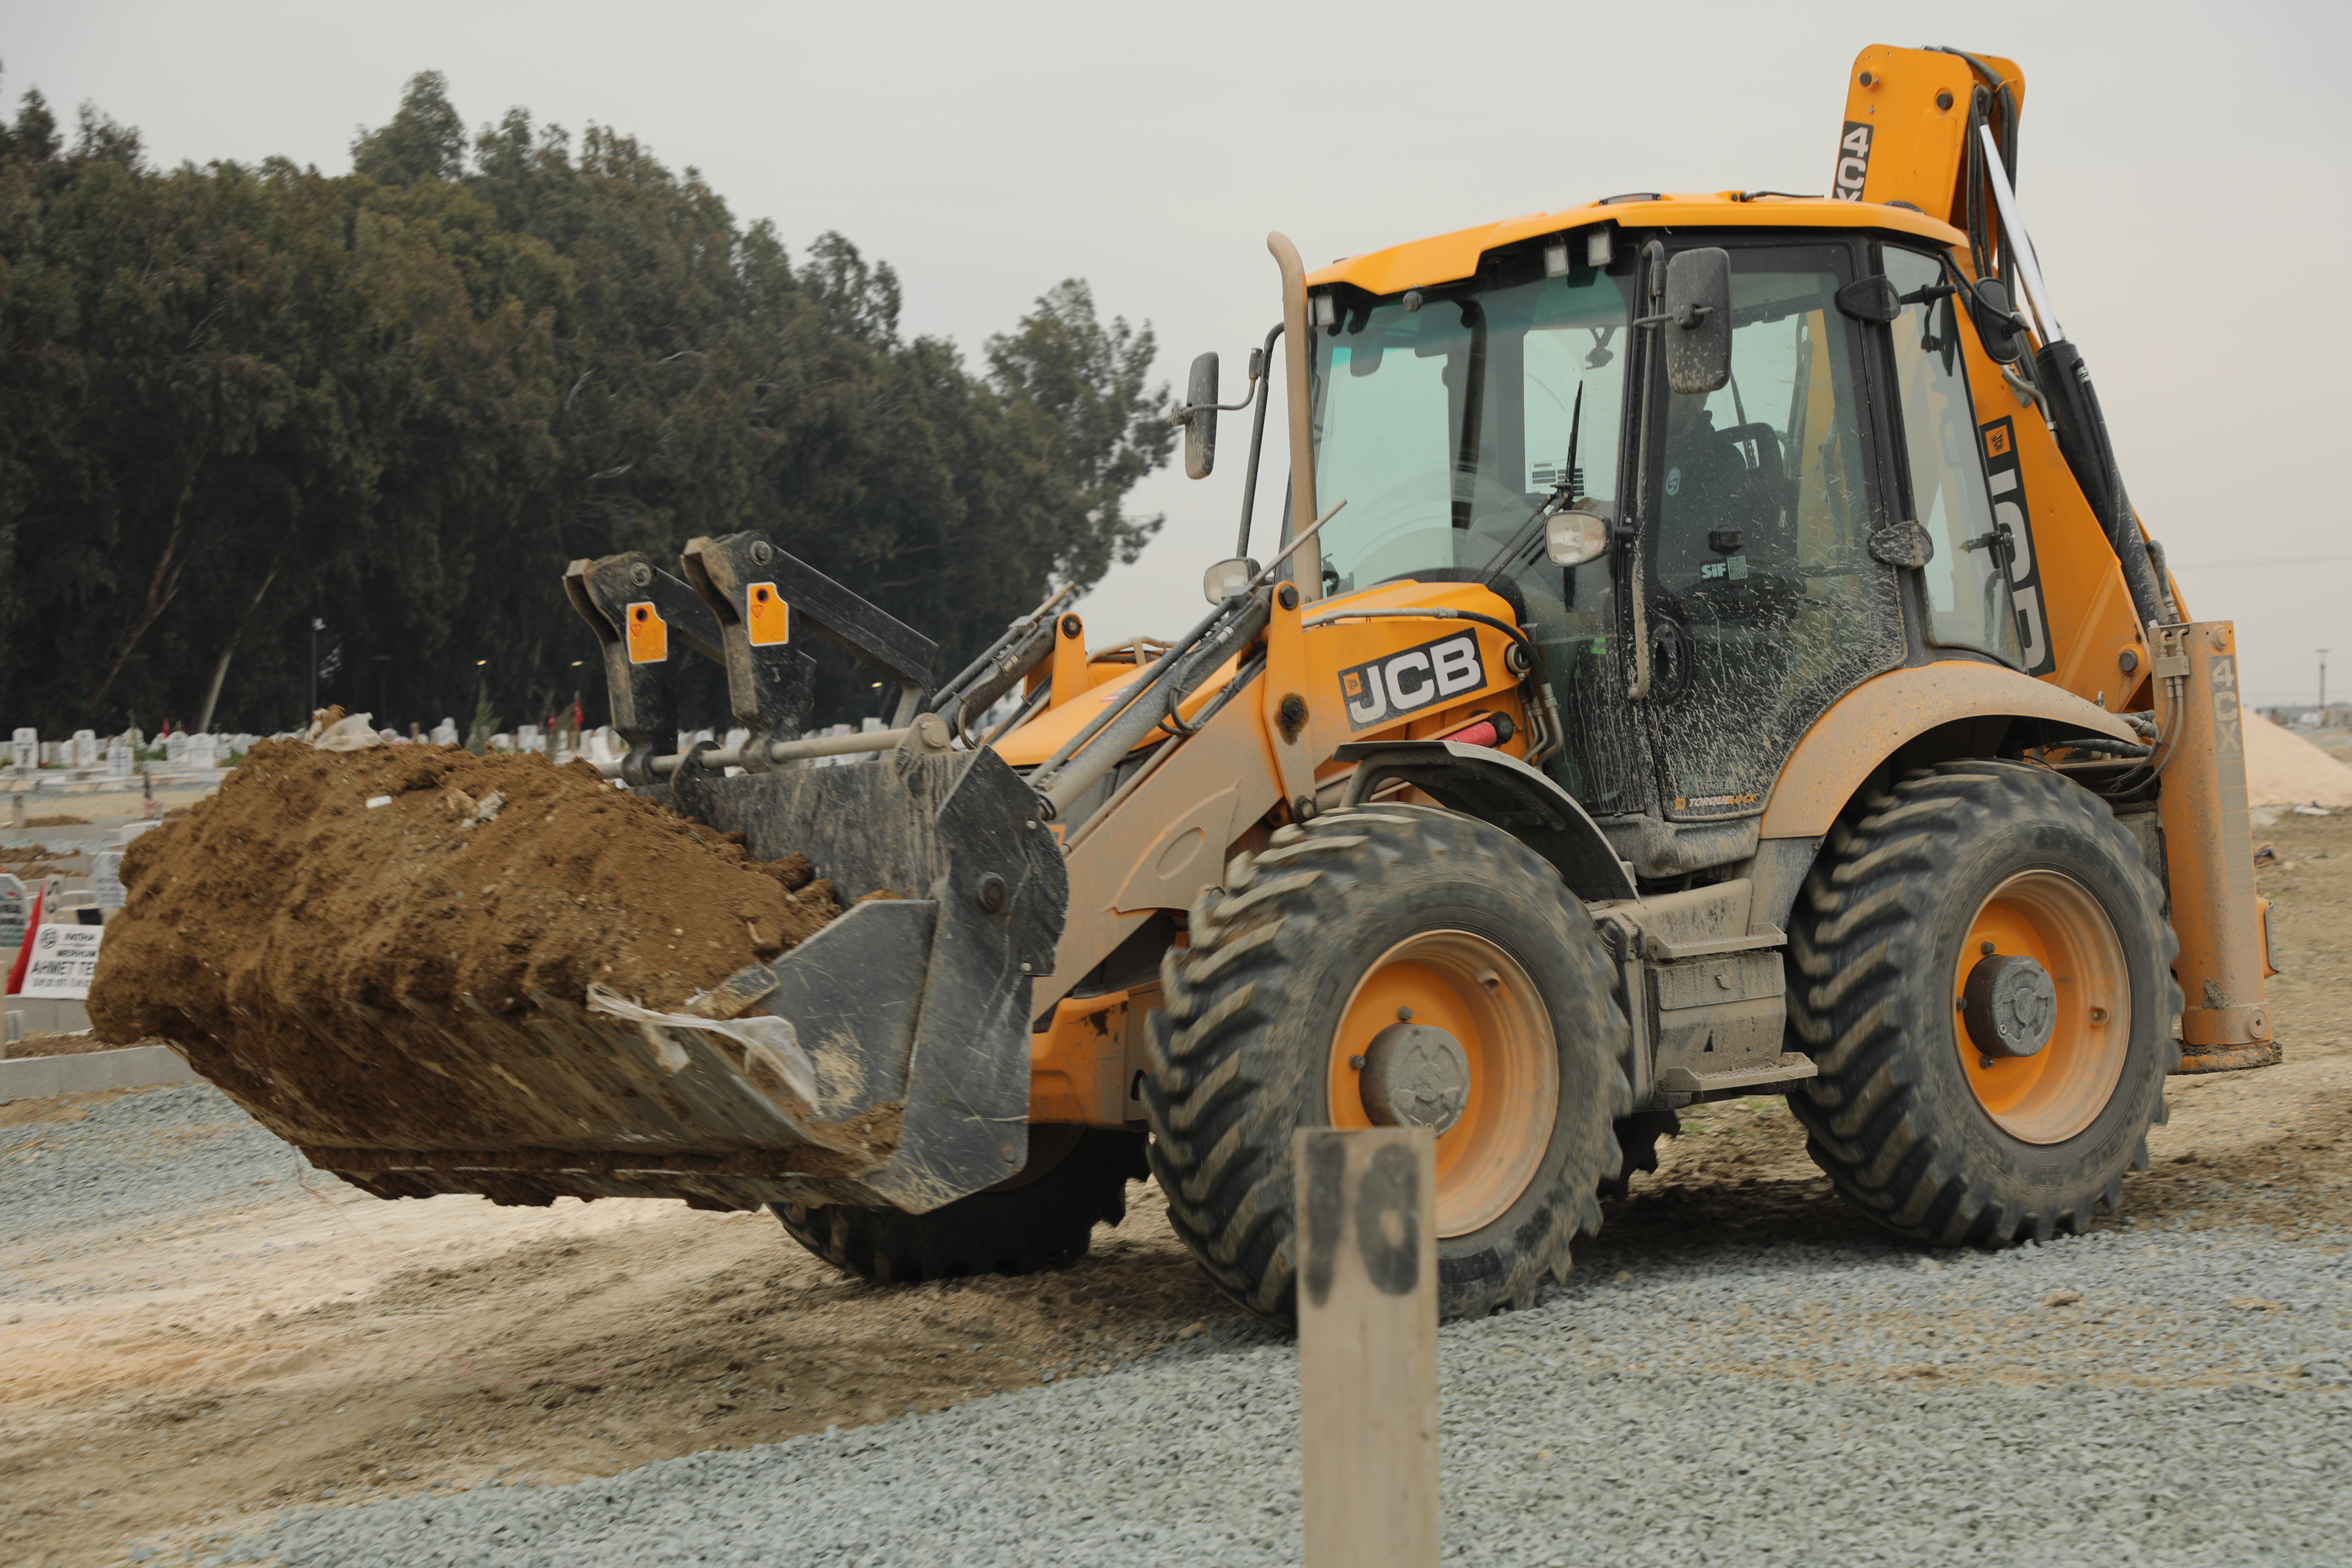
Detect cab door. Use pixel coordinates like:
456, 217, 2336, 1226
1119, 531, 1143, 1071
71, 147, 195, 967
1633, 239, 1905, 823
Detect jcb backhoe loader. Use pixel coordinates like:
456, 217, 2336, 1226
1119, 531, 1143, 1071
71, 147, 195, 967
239, 45, 2278, 1322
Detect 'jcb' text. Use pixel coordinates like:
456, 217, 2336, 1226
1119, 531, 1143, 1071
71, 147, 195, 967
1339, 632, 1488, 730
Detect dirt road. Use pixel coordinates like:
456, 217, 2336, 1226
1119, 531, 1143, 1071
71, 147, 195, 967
5, 812, 2347, 1566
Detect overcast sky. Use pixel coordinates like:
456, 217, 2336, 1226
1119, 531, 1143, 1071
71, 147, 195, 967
8, 0, 2347, 702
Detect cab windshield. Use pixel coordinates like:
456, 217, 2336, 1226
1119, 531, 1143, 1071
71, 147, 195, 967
1309, 253, 1633, 595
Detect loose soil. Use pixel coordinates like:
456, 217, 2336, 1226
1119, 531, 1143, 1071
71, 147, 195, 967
5, 812, 2347, 1566
82, 741, 840, 1148
2245, 709, 2352, 808
1, 1172, 1224, 1568
1, 1032, 150, 1059
92, 740, 838, 1042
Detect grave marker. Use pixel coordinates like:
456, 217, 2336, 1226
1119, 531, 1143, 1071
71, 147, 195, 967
1295, 1127, 1440, 1568
92, 851, 126, 911
10, 729, 32, 770
0, 874, 26, 950
19, 920, 104, 999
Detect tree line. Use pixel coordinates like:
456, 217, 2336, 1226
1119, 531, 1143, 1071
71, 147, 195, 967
0, 71, 1173, 740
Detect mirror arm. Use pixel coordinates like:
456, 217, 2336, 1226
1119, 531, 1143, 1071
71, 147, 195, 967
1629, 303, 1715, 329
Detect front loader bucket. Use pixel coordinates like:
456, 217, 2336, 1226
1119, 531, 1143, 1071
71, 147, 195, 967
301, 746, 1065, 1214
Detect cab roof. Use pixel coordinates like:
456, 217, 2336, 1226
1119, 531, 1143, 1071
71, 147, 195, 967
1304, 192, 1968, 299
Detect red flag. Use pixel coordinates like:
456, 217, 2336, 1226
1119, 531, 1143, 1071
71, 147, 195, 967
6, 878, 50, 996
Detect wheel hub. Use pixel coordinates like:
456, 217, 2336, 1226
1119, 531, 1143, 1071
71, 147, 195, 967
1963, 952, 2058, 1058
1360, 1022, 1473, 1133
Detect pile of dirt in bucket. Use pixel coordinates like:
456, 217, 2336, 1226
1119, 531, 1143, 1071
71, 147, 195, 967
89, 740, 840, 1057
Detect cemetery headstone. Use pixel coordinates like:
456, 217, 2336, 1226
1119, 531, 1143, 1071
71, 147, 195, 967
19, 920, 104, 999
189, 733, 219, 769
92, 851, 126, 912
164, 731, 187, 765
71, 730, 97, 768
431, 719, 459, 746
0, 874, 26, 951
10, 729, 33, 770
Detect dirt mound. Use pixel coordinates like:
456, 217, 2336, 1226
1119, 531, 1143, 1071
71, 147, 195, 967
89, 739, 839, 1072
2244, 710, 2352, 808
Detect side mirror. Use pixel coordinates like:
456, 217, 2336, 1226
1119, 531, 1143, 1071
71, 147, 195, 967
1969, 278, 2028, 364
1182, 351, 1219, 479
1544, 511, 1612, 568
1661, 248, 1732, 395
1202, 555, 1259, 603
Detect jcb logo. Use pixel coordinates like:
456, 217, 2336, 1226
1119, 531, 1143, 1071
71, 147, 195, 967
1340, 632, 1487, 731
1979, 415, 2055, 677
1832, 122, 1871, 202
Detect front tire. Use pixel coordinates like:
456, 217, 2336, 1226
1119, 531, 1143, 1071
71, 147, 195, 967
1786, 761, 2178, 1245
1142, 806, 1630, 1323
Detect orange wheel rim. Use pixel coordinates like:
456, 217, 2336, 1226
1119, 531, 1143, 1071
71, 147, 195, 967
1328, 930, 1557, 1237
1953, 871, 2130, 1144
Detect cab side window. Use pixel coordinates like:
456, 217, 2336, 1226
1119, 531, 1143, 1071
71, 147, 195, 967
1884, 248, 2022, 665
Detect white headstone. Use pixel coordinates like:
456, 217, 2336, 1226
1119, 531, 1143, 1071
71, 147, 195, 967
189, 733, 219, 769
0, 873, 27, 950
164, 731, 187, 765
517, 724, 545, 754
92, 851, 126, 911
431, 718, 458, 746
71, 730, 97, 768
19, 919, 104, 999
106, 737, 132, 778
9, 729, 32, 770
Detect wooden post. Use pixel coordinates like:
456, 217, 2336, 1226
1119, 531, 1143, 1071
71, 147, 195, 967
1295, 1126, 1439, 1568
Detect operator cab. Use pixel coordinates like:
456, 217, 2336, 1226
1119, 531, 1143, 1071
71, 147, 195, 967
1301, 203, 2028, 846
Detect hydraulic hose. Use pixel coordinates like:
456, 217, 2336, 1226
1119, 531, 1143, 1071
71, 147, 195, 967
2033, 339, 2169, 629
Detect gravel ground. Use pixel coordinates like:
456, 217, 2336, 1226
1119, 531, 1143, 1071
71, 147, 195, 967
1, 1083, 301, 1250
18, 805, 2352, 1566
195, 1220, 2352, 1568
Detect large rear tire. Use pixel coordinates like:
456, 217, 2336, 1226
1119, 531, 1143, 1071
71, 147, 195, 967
770, 1126, 1148, 1282
1142, 805, 1629, 1323
1786, 761, 2178, 1245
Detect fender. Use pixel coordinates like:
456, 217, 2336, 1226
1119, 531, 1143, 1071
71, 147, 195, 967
1759, 661, 2141, 840
1335, 740, 1639, 902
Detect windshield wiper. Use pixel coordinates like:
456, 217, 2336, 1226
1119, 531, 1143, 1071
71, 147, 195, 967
1474, 381, 1582, 584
